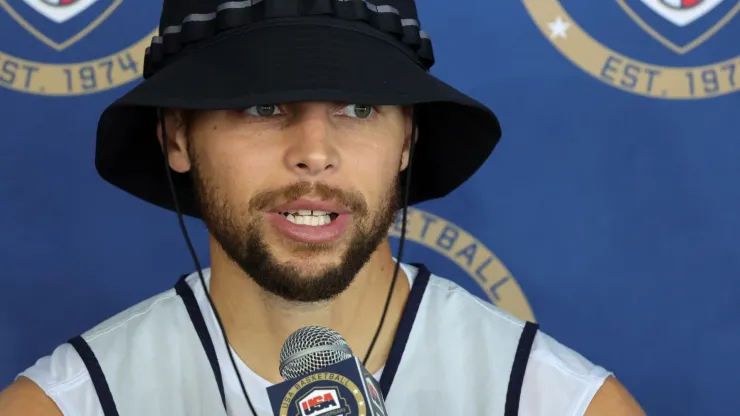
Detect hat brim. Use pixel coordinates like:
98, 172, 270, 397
95, 19, 502, 218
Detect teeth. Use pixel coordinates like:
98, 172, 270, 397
285, 214, 332, 226
284, 209, 331, 216
280, 209, 337, 226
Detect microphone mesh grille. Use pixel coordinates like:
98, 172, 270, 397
279, 326, 354, 380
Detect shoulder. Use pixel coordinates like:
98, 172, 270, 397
420, 272, 532, 342
13, 285, 185, 416
521, 330, 613, 415
80, 285, 183, 351
423, 271, 619, 415
12, 343, 96, 415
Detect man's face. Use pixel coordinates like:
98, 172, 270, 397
168, 102, 412, 303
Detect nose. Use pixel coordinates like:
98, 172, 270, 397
283, 107, 340, 178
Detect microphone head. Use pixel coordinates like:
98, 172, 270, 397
279, 326, 354, 380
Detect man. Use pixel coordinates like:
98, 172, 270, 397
0, 0, 645, 415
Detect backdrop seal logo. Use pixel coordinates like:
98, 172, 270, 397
522, 0, 740, 99
389, 208, 535, 323
0, 0, 155, 95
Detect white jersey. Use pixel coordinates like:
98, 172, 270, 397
18, 263, 612, 415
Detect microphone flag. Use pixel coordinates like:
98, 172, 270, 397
267, 356, 388, 416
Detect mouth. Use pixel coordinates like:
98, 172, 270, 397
278, 210, 340, 226
267, 200, 353, 243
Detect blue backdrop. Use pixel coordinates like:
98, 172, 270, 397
1, 0, 738, 415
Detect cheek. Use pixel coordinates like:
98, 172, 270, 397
200, 138, 280, 203
347, 143, 402, 199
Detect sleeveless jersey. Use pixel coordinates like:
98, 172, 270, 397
18, 263, 612, 415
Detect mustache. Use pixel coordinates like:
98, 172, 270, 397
249, 181, 368, 215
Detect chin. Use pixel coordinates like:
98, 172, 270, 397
276, 249, 344, 269
269, 231, 350, 256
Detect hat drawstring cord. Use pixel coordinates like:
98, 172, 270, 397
157, 108, 259, 415
156, 106, 417, 414
363, 108, 417, 367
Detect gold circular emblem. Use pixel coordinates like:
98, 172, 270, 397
279, 372, 366, 416
521, 0, 740, 99
389, 208, 535, 323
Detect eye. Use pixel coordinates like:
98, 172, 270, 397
341, 104, 375, 119
244, 104, 282, 117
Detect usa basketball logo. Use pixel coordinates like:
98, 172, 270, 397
297, 388, 345, 416
522, 0, 740, 99
278, 374, 364, 416
0, 0, 157, 95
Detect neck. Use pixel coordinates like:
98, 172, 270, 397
207, 238, 411, 384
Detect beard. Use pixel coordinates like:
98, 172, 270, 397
190, 159, 402, 304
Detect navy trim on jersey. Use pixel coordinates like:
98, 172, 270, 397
68, 335, 120, 416
175, 275, 228, 412
177, 264, 432, 406
378, 263, 431, 398
177, 264, 431, 408
504, 321, 540, 416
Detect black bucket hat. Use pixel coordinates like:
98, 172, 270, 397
95, 0, 502, 218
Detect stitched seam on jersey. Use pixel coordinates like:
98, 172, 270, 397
427, 280, 524, 328
44, 369, 90, 394
85, 292, 178, 342
531, 347, 606, 382
24, 368, 91, 416
564, 368, 611, 415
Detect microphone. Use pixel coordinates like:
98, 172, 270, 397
267, 326, 389, 416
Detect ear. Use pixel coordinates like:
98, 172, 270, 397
399, 106, 418, 172
156, 109, 192, 173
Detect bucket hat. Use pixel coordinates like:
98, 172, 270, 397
95, 0, 502, 218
